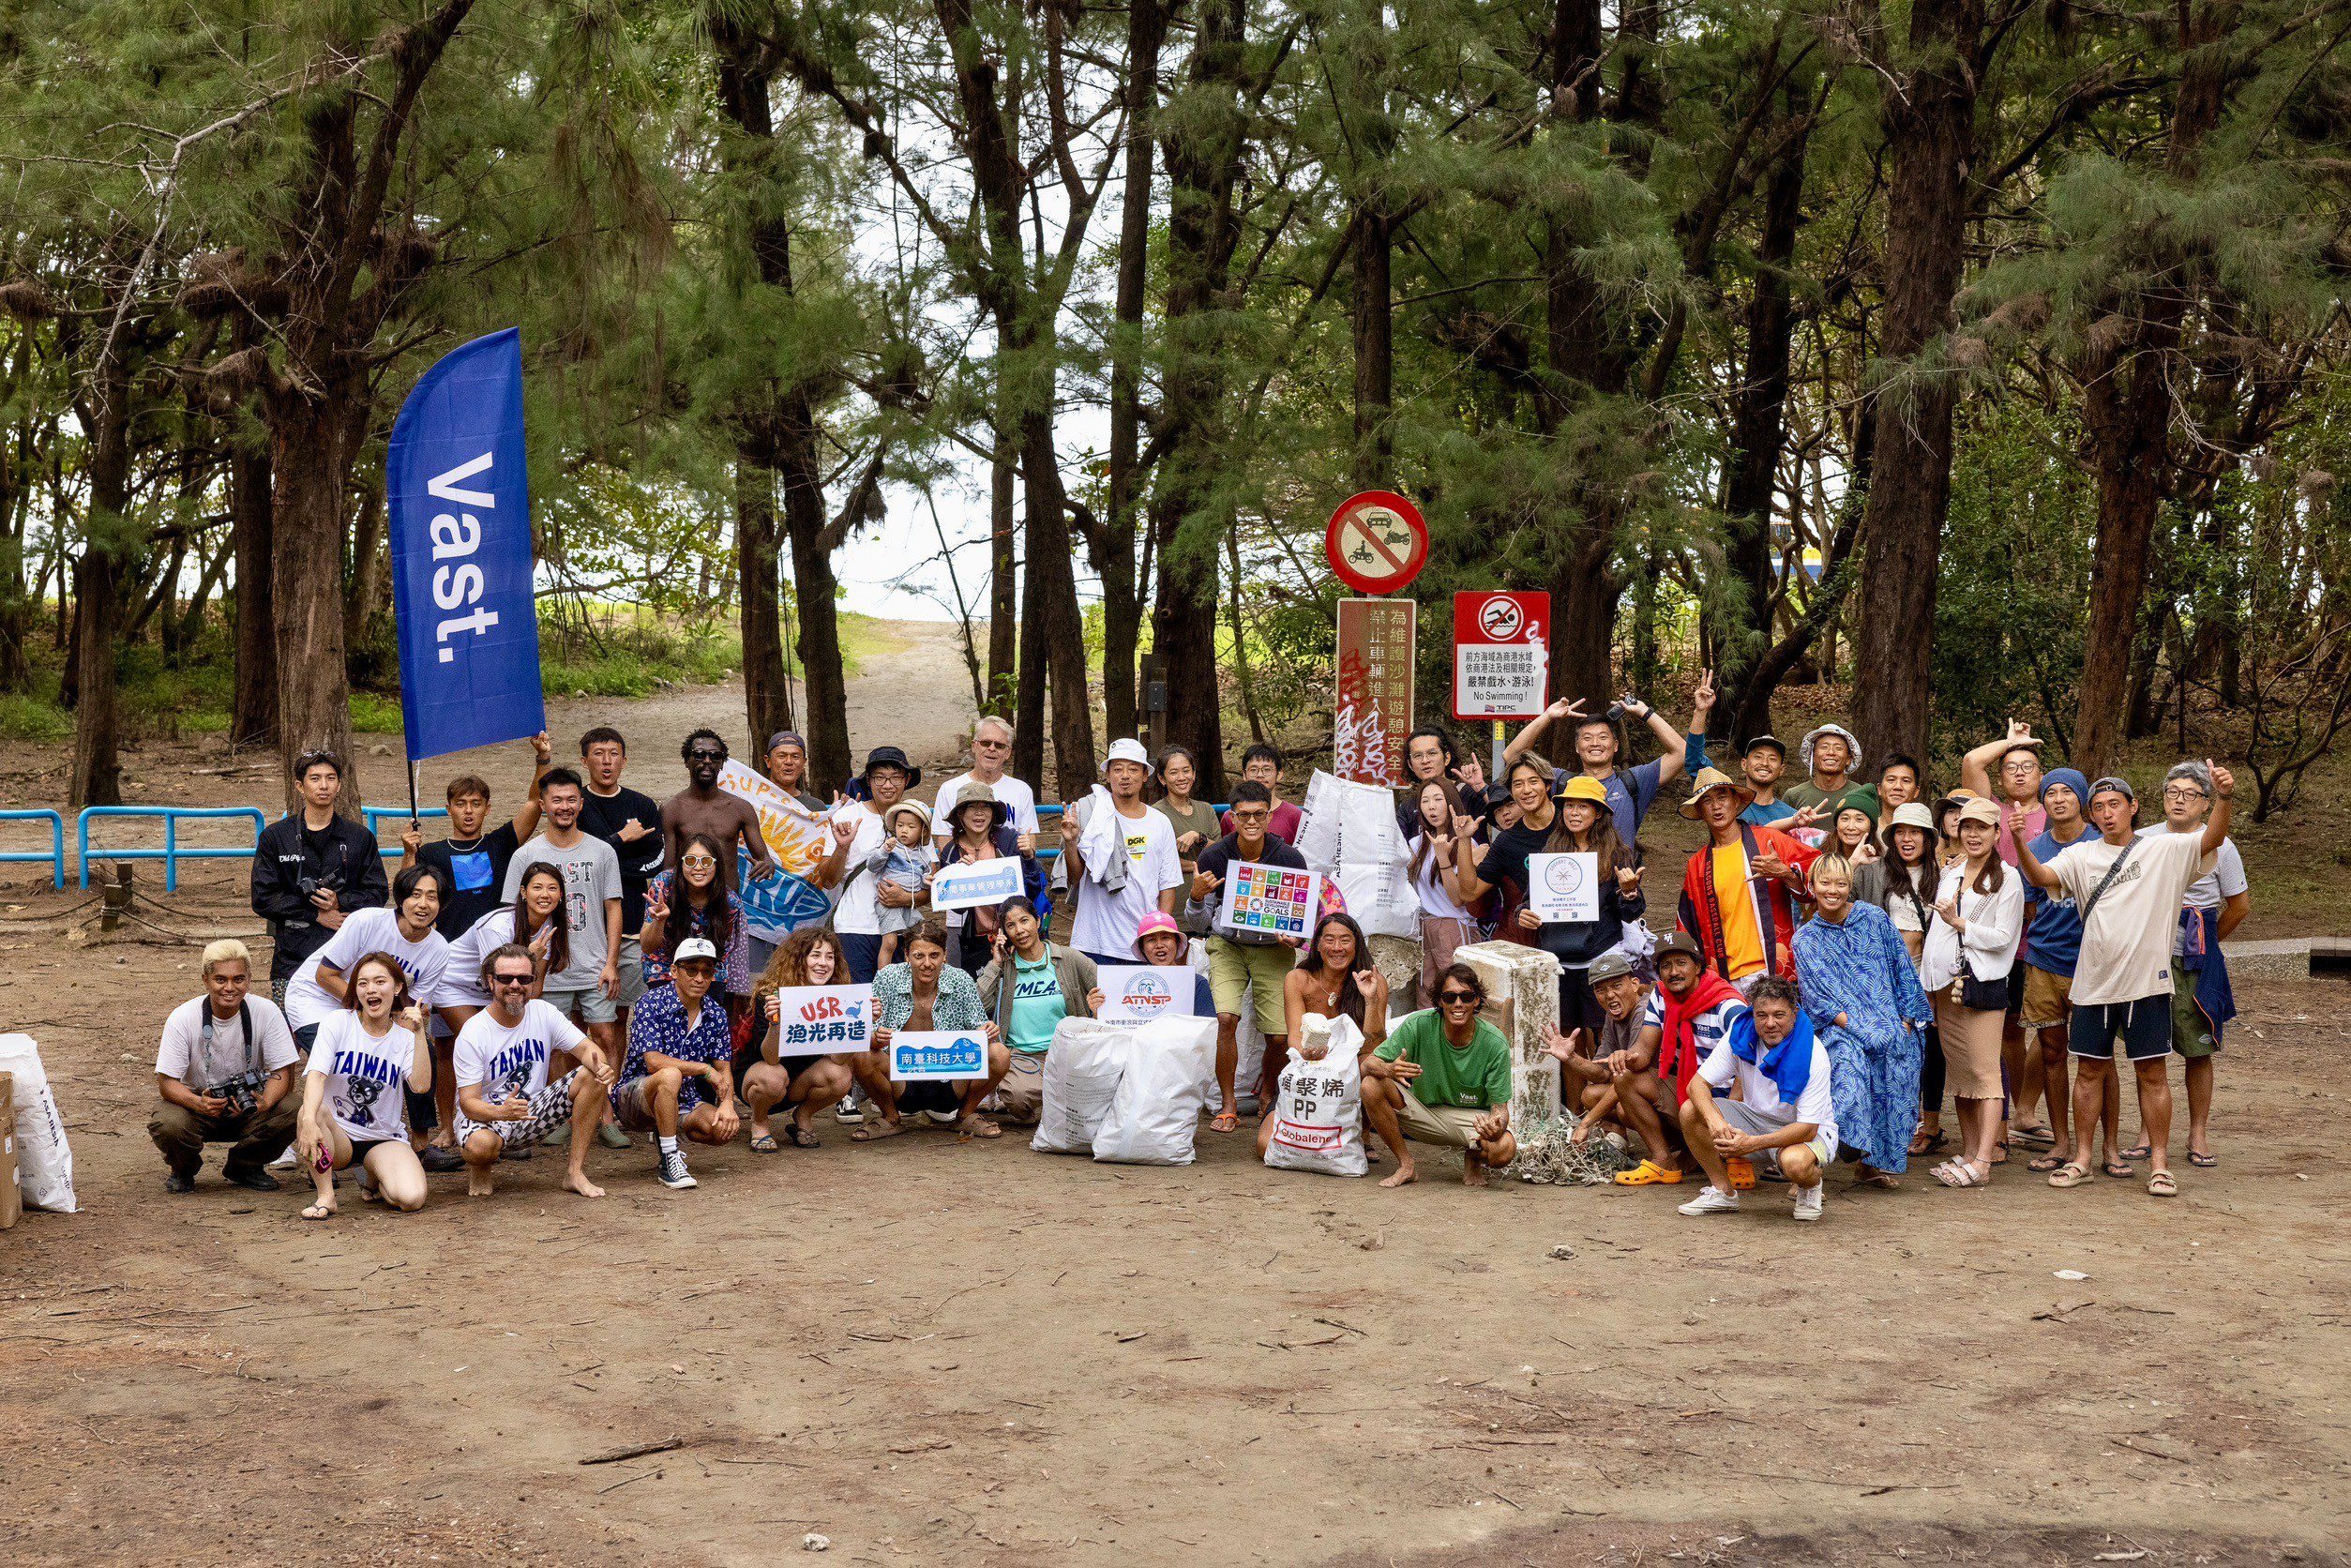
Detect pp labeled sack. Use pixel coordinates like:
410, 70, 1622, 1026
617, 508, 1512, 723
1092, 1014, 1216, 1166
1262, 1015, 1367, 1177
0, 1033, 76, 1213
1032, 1018, 1132, 1155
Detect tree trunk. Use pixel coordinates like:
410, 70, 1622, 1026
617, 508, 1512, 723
1096, 0, 1164, 747
1716, 102, 1808, 740
780, 452, 851, 792
1848, 0, 1986, 765
1149, 0, 1247, 795
229, 415, 278, 746
987, 430, 1017, 719
734, 457, 794, 755
342, 475, 386, 651
270, 395, 362, 814
70, 345, 134, 810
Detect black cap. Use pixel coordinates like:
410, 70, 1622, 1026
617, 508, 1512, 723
1741, 734, 1786, 758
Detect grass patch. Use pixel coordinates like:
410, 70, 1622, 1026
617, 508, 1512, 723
0, 691, 69, 743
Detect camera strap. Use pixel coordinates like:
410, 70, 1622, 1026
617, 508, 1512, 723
197, 1000, 254, 1088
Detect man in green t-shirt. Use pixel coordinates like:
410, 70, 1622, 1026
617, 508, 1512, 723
1362, 962, 1518, 1188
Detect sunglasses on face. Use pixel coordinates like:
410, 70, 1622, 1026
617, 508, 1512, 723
1439, 991, 1479, 1005
492, 972, 534, 988
681, 855, 717, 868
675, 962, 716, 977
687, 748, 726, 762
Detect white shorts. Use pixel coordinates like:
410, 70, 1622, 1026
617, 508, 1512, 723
456, 1071, 582, 1147
1713, 1096, 1837, 1173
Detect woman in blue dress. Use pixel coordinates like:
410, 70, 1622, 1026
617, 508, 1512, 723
1793, 852, 1933, 1185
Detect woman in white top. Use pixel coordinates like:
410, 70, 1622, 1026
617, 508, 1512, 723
437, 862, 568, 1025
1403, 778, 1483, 1006
294, 953, 433, 1219
1919, 796, 2025, 1189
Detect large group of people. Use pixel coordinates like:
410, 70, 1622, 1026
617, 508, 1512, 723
145, 694, 2249, 1227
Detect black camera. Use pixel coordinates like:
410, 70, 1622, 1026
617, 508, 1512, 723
296, 867, 346, 899
207, 1070, 265, 1117
1603, 701, 1627, 724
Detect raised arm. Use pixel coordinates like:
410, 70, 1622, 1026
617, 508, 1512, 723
1503, 697, 1583, 765
1960, 720, 2034, 798
2202, 761, 2236, 859
2006, 803, 2062, 891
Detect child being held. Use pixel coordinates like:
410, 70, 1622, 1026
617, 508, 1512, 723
868, 800, 939, 965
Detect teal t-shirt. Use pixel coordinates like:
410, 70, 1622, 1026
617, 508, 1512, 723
1373, 1010, 1513, 1110
1006, 954, 1067, 1055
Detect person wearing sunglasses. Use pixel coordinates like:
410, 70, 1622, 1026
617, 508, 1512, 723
931, 716, 1040, 855
249, 746, 389, 1003
659, 728, 778, 897
1358, 963, 1518, 1188
641, 832, 748, 1005
452, 943, 618, 1200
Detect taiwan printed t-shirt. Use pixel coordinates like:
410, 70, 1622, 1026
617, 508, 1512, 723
454, 999, 587, 1104
306, 1011, 416, 1143
1374, 1009, 1513, 1111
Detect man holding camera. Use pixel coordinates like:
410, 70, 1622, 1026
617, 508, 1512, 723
149, 940, 301, 1191
249, 747, 389, 1004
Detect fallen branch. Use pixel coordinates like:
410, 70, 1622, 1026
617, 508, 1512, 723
580, 1434, 686, 1467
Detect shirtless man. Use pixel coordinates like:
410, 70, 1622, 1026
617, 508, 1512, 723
660, 728, 776, 893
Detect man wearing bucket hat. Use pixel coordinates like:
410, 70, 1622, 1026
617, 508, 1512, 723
833, 746, 927, 984
1673, 767, 1822, 994
1580, 931, 1754, 1188
2012, 763, 2236, 1198
1059, 738, 1185, 970
1781, 724, 1869, 817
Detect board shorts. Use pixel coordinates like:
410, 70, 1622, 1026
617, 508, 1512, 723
2170, 963, 2220, 1059
1711, 1096, 1837, 1174
544, 983, 620, 1027
2017, 965, 2074, 1032
1206, 938, 1293, 1037
611, 1068, 721, 1130
455, 1070, 582, 1148
1393, 1087, 1490, 1149
2069, 995, 2172, 1063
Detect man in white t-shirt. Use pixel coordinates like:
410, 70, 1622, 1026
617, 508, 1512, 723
1674, 976, 1835, 1222
2136, 761, 2251, 1168
452, 942, 618, 1199
2012, 764, 2234, 1198
1058, 738, 1184, 969
834, 746, 928, 984
150, 940, 302, 1192
932, 716, 1040, 853
280, 865, 452, 1044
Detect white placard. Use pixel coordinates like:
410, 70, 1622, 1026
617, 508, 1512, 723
1096, 966, 1199, 1026
763, 985, 874, 1054
1216, 862, 1320, 941
1528, 852, 1601, 923
887, 1030, 989, 1082
931, 856, 1026, 912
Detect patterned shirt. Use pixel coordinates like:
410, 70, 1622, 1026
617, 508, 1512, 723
616, 983, 734, 1115
871, 961, 989, 1033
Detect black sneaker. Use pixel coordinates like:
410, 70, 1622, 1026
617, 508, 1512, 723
163, 1169, 196, 1194
419, 1144, 466, 1174
656, 1148, 698, 1190
220, 1166, 282, 1193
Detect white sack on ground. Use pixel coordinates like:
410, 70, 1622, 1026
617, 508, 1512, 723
0, 1033, 76, 1213
1262, 1015, 1367, 1177
1092, 1015, 1217, 1166
1032, 1018, 1133, 1155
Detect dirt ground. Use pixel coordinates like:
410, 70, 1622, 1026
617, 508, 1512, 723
4, 627, 2351, 1564
3, 882, 2349, 1565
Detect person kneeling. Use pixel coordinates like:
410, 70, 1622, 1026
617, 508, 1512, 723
293, 954, 433, 1220
610, 938, 738, 1189
151, 940, 301, 1192
453, 942, 617, 1199
1676, 976, 1835, 1222
1358, 963, 1518, 1188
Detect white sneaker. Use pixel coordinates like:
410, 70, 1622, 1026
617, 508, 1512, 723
656, 1149, 697, 1190
836, 1093, 866, 1125
1678, 1185, 1741, 1216
1793, 1184, 1824, 1222
267, 1148, 300, 1170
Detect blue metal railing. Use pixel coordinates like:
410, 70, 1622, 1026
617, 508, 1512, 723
0, 809, 66, 890
77, 806, 267, 892
363, 806, 449, 852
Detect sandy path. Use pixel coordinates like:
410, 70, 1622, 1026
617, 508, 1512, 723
3, 898, 2348, 1562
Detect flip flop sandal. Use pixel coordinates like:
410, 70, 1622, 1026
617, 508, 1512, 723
850, 1118, 908, 1142
300, 1203, 335, 1221
1908, 1128, 1950, 1157
2147, 1169, 2178, 1197
1611, 1159, 1683, 1186
1856, 1169, 1901, 1190
2046, 1162, 2092, 1189
749, 1131, 780, 1153
2188, 1150, 2218, 1168
1211, 1111, 1240, 1133
2118, 1142, 2151, 1161
2102, 1158, 2136, 1179
957, 1115, 1003, 1139
2027, 1153, 2069, 1173
2012, 1123, 2057, 1148
786, 1123, 822, 1149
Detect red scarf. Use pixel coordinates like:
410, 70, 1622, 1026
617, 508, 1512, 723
1656, 971, 1743, 1103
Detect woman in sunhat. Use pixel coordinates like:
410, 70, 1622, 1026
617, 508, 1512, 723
1919, 795, 2025, 1188
934, 782, 1042, 978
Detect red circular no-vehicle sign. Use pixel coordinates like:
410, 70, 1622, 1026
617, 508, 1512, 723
1324, 490, 1429, 596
